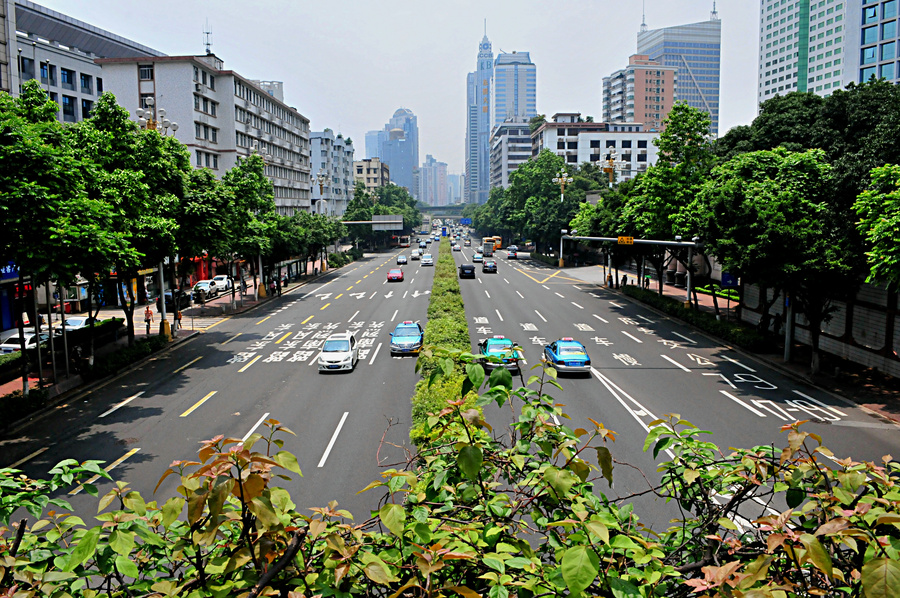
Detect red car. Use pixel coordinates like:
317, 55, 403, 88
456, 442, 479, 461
387, 268, 404, 282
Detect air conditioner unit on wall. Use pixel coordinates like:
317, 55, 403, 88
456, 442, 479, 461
195, 83, 202, 92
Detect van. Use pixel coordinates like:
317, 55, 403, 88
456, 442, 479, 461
411, 249, 421, 260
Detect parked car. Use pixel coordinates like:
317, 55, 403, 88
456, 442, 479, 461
212, 275, 233, 291
0, 332, 50, 354
458, 264, 476, 279
192, 280, 219, 300
60, 316, 97, 331
156, 290, 192, 312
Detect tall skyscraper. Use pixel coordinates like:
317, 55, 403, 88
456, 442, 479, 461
419, 155, 449, 206
602, 54, 677, 131
365, 130, 384, 159
637, 8, 722, 135
448, 173, 462, 204
491, 51, 537, 126
371, 108, 419, 197
465, 33, 494, 204
464, 72, 477, 203
757, 0, 861, 104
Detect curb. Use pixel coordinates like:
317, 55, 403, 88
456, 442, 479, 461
594, 284, 900, 428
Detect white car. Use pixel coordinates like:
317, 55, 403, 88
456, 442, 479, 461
193, 280, 219, 299
0, 332, 50, 354
411, 249, 420, 260
317, 332, 359, 372
61, 316, 97, 330
452, 244, 462, 252
421, 254, 434, 266
212, 275, 233, 291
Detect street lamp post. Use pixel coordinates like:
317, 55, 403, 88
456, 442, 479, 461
315, 168, 329, 216
602, 151, 627, 188
136, 97, 178, 338
552, 171, 573, 202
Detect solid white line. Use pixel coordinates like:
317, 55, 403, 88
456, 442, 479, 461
309, 351, 321, 366
671, 331, 697, 344
369, 291, 377, 299
555, 292, 565, 298
99, 391, 145, 418
495, 309, 504, 322
242, 412, 270, 442
722, 355, 756, 372
592, 314, 609, 323
504, 278, 510, 284
535, 310, 547, 322
403, 290, 408, 299
318, 412, 349, 468
622, 331, 643, 343
571, 302, 583, 309
391, 309, 398, 321
369, 342, 382, 365
485, 290, 491, 299
792, 390, 849, 417
516, 291, 524, 299
720, 390, 767, 417
348, 310, 359, 322
661, 354, 691, 372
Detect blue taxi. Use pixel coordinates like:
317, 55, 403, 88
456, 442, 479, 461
390, 321, 424, 355
543, 338, 592, 374
477, 335, 523, 372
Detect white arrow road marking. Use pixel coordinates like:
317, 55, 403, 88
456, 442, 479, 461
722, 355, 755, 372
622, 331, 643, 343
318, 412, 349, 468
100, 392, 145, 418
384, 291, 394, 299
720, 390, 767, 417
660, 354, 691, 372
535, 310, 547, 322
592, 314, 609, 324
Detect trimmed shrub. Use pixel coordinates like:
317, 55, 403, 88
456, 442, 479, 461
0, 388, 50, 430
622, 286, 773, 352
84, 334, 170, 381
529, 250, 558, 267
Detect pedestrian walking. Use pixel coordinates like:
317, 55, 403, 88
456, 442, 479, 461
621, 274, 628, 286
606, 273, 613, 287
241, 278, 247, 294
174, 309, 182, 332
144, 305, 154, 335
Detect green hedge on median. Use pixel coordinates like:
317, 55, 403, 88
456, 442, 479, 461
622, 286, 773, 352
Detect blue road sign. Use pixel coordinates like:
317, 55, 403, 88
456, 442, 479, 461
721, 272, 738, 288
460, 218, 472, 225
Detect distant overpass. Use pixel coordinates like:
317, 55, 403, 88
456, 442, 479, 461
420, 204, 467, 218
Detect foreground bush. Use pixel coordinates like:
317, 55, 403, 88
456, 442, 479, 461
2, 355, 897, 597
623, 285, 773, 351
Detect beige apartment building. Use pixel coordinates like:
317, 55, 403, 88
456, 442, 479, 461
602, 54, 677, 131
353, 158, 390, 195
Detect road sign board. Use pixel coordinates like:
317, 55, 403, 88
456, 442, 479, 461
617, 236, 634, 245
721, 272, 738, 288
460, 218, 472, 225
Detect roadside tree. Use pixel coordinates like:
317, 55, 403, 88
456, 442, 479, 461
854, 163, 900, 286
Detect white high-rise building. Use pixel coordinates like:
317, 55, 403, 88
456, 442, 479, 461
419, 154, 448, 206
311, 129, 355, 217
489, 117, 532, 189
491, 51, 536, 126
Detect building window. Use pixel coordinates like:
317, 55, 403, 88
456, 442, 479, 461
40, 62, 49, 83
557, 141, 565, 149
862, 46, 877, 64
138, 65, 154, 80
140, 94, 154, 109
80, 73, 92, 95
193, 66, 199, 81
196, 150, 203, 167
883, 20, 897, 40
883, 41, 897, 60
885, 0, 898, 19
97, 77, 103, 93
864, 5, 878, 24
861, 65, 877, 81
209, 75, 215, 90
881, 62, 896, 79
637, 140, 648, 148
61, 95, 76, 122
195, 123, 202, 138
863, 26, 879, 45
60, 68, 75, 91
621, 140, 632, 148
81, 99, 92, 119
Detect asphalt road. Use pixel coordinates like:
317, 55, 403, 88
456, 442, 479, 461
1, 250, 436, 520
451, 248, 900, 528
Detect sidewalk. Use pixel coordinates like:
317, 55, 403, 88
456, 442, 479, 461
554, 261, 900, 425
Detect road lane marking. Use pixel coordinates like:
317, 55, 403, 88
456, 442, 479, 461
661, 355, 690, 372
174, 356, 203, 374
516, 291, 524, 299
571, 302, 583, 309
555, 292, 565, 298
704, 372, 737, 389
363, 274, 369, 279
573, 286, 581, 290
792, 390, 849, 417
495, 309, 504, 322
205, 316, 231, 331
302, 315, 314, 324
720, 390, 767, 417
239, 355, 262, 372
181, 391, 218, 417
391, 309, 398, 321
672, 332, 697, 344
485, 290, 491, 299
274, 332, 292, 344
535, 310, 547, 322
242, 412, 270, 442
722, 355, 755, 372
309, 352, 321, 366
318, 411, 349, 468
609, 302, 624, 308
542, 285, 550, 290
403, 291, 408, 298
478, 278, 482, 284
410, 278, 415, 285
222, 333, 242, 345
356, 280, 361, 284
370, 291, 377, 299
99, 391, 145, 418
622, 331, 643, 343
592, 314, 609, 324
320, 303, 331, 310
256, 315, 272, 325
8, 447, 49, 469
504, 278, 510, 284
69, 448, 140, 495
346, 286, 353, 291
370, 342, 382, 365
335, 294, 343, 299
348, 310, 359, 322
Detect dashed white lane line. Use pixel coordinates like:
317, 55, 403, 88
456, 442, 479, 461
495, 309, 504, 322
485, 290, 491, 299
609, 301, 624, 308
391, 309, 398, 321
573, 286, 581, 290
403, 290, 409, 299
516, 291, 524, 299
478, 277, 482, 284
369, 291, 377, 299
722, 355, 755, 372
592, 314, 609, 324
382, 279, 387, 285
535, 310, 547, 323
242, 412, 270, 442
720, 390, 767, 417
622, 331, 643, 343
638, 315, 654, 323
543, 285, 550, 290
672, 331, 697, 344
318, 412, 349, 468
571, 302, 583, 309
555, 292, 565, 298
661, 354, 691, 372
100, 391, 145, 418
504, 278, 510, 284
348, 310, 359, 322
369, 342, 382, 365
410, 278, 415, 285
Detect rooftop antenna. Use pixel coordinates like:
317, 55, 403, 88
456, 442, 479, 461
203, 20, 212, 55
640, 0, 648, 32
484, 18, 486, 36
711, 1, 719, 20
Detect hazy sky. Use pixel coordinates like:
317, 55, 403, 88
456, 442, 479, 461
37, 1, 760, 173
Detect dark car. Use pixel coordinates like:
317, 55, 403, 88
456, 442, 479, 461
458, 264, 476, 279
156, 290, 191, 312
482, 259, 497, 273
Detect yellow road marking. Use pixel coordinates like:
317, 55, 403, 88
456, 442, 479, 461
180, 391, 218, 417
356, 280, 361, 284
222, 333, 242, 345
204, 316, 231, 331
301, 315, 314, 324
174, 356, 202, 374
335, 293, 343, 299
347, 286, 353, 291
69, 448, 140, 495
256, 315, 272, 325
239, 355, 261, 372
275, 331, 292, 344
321, 302, 331, 310
363, 275, 368, 279
538, 271, 561, 284
8, 447, 49, 469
